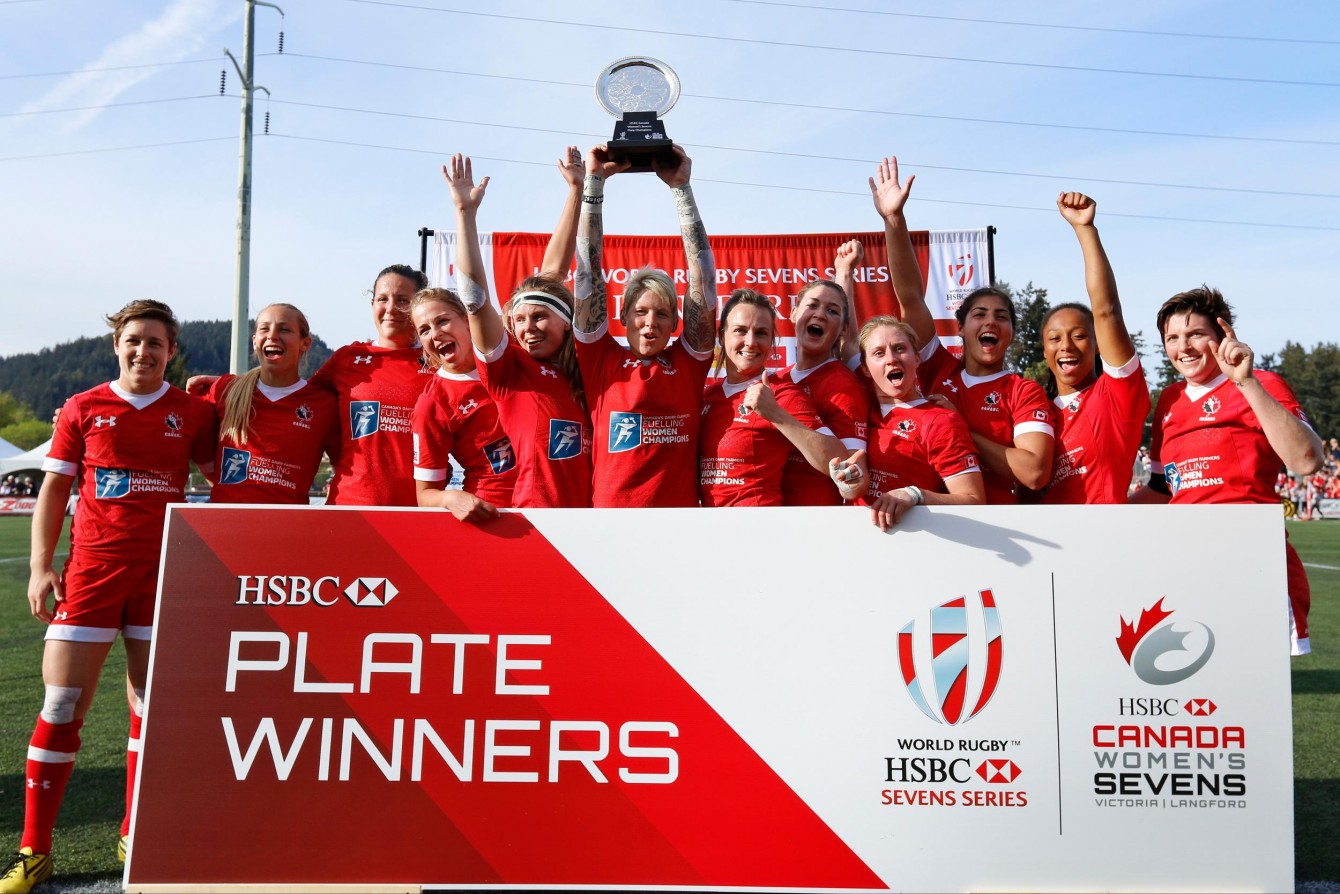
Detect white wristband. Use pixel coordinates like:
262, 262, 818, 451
901, 485, 924, 505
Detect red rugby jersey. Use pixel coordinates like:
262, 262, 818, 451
206, 375, 338, 505
862, 398, 980, 503
575, 328, 711, 507
311, 341, 433, 506
918, 340, 1054, 504
44, 382, 216, 561
411, 368, 517, 507
1151, 371, 1309, 505
775, 359, 870, 506
1043, 355, 1150, 505
476, 337, 592, 508
699, 377, 830, 507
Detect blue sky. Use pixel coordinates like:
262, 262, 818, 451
2, 0, 1337, 366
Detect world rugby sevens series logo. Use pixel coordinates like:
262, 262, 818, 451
1117, 598, 1215, 686
896, 589, 1004, 725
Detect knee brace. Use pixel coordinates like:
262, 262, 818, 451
40, 685, 83, 725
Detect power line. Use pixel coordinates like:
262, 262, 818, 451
280, 52, 1340, 149
0, 95, 218, 118
265, 96, 1340, 200
263, 133, 1340, 232
722, 0, 1340, 47
0, 53, 278, 81
331, 0, 1340, 88
0, 136, 234, 162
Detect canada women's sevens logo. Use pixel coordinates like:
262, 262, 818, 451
896, 589, 1004, 725
1117, 598, 1215, 686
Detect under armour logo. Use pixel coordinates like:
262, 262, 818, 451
941, 379, 958, 394
26, 779, 51, 790
458, 399, 478, 415
623, 358, 640, 368
55, 611, 68, 620
94, 416, 117, 427
540, 367, 559, 378
353, 355, 373, 365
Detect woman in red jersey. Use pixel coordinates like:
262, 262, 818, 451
773, 240, 873, 505
409, 286, 517, 522
1039, 193, 1150, 504
850, 316, 984, 530
5, 301, 215, 892
445, 153, 593, 508
311, 264, 435, 506
1133, 286, 1324, 655
569, 143, 717, 507
699, 289, 849, 507
206, 303, 339, 504
872, 155, 1053, 504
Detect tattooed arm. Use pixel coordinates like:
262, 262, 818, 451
573, 145, 628, 335
656, 145, 717, 355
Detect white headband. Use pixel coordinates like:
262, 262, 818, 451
512, 290, 573, 325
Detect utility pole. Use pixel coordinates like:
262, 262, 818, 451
224, 0, 283, 374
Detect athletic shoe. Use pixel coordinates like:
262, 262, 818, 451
0, 848, 52, 893
117, 835, 128, 863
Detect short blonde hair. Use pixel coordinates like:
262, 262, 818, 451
621, 267, 679, 328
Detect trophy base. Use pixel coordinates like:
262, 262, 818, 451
610, 112, 674, 172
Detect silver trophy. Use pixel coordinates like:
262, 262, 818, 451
595, 56, 680, 172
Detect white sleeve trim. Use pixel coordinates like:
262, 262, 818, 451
414, 467, 448, 483
574, 320, 609, 344
1014, 421, 1055, 438
476, 338, 508, 365
1104, 353, 1143, 379
840, 437, 867, 450
42, 458, 78, 476
943, 467, 980, 481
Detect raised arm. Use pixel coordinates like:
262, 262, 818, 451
656, 144, 717, 354
1058, 192, 1134, 366
443, 154, 505, 355
573, 145, 630, 334
1215, 319, 1324, 475
833, 239, 864, 364
539, 146, 585, 281
870, 156, 933, 348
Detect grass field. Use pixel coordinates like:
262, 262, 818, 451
0, 514, 1337, 890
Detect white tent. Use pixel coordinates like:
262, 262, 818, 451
0, 439, 50, 477
0, 436, 21, 459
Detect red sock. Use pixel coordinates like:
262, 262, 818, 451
21, 716, 83, 855
121, 708, 143, 836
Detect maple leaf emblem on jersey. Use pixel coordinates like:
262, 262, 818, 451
164, 413, 183, 431
1201, 396, 1221, 415
897, 419, 916, 433
984, 391, 1001, 407
295, 404, 313, 422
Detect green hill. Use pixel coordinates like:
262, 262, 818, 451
0, 320, 336, 419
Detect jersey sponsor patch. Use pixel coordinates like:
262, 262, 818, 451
95, 468, 130, 499
1164, 461, 1182, 495
219, 447, 251, 485
350, 401, 381, 440
548, 419, 584, 461
483, 436, 516, 474
609, 412, 642, 454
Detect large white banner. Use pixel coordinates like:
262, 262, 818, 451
130, 504, 1291, 892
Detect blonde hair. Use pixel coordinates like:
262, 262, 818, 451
507, 275, 586, 413
857, 316, 920, 365
621, 267, 679, 328
410, 287, 468, 370
220, 303, 311, 445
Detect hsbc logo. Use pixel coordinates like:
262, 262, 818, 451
235, 575, 400, 607
976, 759, 1020, 784
1185, 698, 1217, 716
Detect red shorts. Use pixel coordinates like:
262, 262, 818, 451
46, 556, 160, 643
1285, 537, 1311, 656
